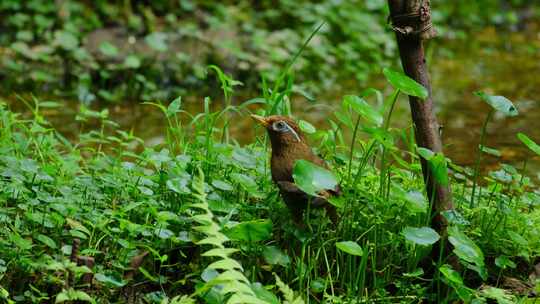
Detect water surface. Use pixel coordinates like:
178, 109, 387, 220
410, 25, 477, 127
4, 24, 540, 177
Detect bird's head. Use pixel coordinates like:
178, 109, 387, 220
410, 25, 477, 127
251, 115, 306, 149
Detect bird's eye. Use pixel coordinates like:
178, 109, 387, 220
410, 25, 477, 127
273, 121, 288, 131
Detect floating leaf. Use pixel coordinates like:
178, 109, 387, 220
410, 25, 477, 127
335, 241, 363, 256
489, 169, 512, 183
383, 68, 428, 99
402, 227, 440, 246
293, 160, 338, 197
479, 145, 501, 157
475, 92, 518, 116
517, 133, 540, 156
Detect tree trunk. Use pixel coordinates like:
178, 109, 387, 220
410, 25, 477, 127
387, 0, 454, 251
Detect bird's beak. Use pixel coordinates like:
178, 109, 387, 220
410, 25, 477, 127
250, 114, 269, 127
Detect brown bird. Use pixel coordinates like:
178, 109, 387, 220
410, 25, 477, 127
251, 114, 339, 225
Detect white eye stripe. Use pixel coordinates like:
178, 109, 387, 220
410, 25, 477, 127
272, 120, 301, 142
286, 124, 301, 142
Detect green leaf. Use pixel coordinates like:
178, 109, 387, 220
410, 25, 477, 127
448, 226, 486, 280
439, 264, 473, 302
417, 148, 448, 186
517, 133, 540, 156
124, 54, 141, 69
262, 246, 290, 266
335, 241, 363, 256
66, 218, 90, 235
145, 32, 168, 52
343, 95, 383, 126
225, 219, 273, 242
98, 42, 119, 57
54, 30, 79, 51
362, 126, 394, 148
507, 231, 528, 247
55, 288, 94, 303
494, 256, 516, 269
251, 282, 280, 304
441, 210, 470, 226
167, 177, 191, 194
403, 268, 424, 278
36, 234, 57, 249
207, 258, 243, 271
383, 68, 428, 99
479, 145, 501, 157
430, 153, 449, 186
402, 227, 440, 246
298, 120, 316, 134
475, 92, 518, 116
202, 248, 239, 259
292, 160, 338, 197
212, 180, 234, 191
480, 287, 516, 304
404, 191, 427, 214
417, 147, 434, 160
94, 273, 126, 287
10, 233, 33, 251
230, 173, 258, 192
138, 266, 159, 283
310, 278, 326, 293
154, 228, 174, 239
167, 96, 182, 117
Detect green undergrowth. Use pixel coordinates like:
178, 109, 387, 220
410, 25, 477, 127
1, 1, 537, 102
1, 65, 540, 303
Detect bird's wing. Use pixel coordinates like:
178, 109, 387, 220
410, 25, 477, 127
276, 181, 306, 195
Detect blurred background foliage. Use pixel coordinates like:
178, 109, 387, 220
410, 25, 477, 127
0, 0, 537, 103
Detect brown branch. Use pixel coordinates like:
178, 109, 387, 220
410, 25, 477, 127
387, 0, 454, 255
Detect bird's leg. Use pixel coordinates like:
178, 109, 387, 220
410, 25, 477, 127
324, 205, 339, 225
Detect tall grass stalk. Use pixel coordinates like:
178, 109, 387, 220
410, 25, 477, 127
470, 109, 494, 208
378, 89, 400, 197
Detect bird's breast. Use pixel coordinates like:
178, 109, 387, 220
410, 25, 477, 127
270, 153, 294, 183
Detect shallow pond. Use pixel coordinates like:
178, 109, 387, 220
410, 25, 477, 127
4, 24, 540, 178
